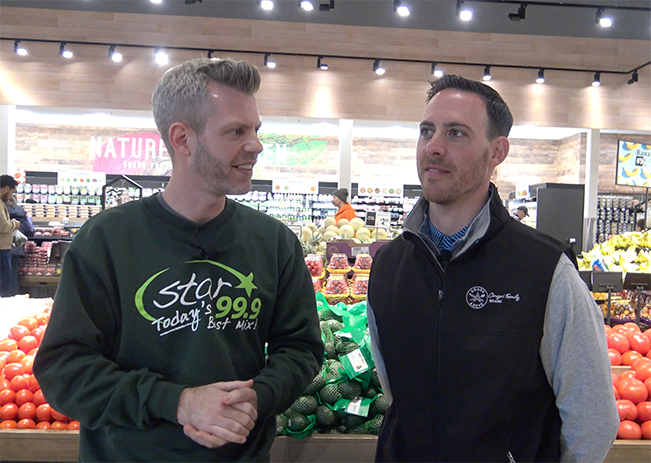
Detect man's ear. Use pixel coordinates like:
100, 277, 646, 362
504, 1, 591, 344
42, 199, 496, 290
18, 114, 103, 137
490, 136, 510, 167
168, 122, 195, 158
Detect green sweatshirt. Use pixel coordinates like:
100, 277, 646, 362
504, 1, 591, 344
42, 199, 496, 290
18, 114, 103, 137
33, 195, 323, 462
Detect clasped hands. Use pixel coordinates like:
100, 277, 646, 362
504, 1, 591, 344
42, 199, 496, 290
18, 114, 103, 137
177, 379, 258, 449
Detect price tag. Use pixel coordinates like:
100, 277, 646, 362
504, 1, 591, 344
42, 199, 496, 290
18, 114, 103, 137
346, 348, 369, 373
375, 211, 392, 228
347, 397, 362, 415
351, 247, 369, 256
287, 224, 302, 238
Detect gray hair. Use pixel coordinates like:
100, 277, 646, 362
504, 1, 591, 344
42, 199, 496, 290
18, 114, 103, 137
152, 58, 261, 155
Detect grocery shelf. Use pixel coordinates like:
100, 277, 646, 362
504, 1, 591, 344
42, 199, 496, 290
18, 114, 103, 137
0, 432, 647, 462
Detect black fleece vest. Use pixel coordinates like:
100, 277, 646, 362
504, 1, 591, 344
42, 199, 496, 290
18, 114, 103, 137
368, 195, 575, 462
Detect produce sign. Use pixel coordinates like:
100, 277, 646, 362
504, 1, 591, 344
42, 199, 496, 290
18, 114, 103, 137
616, 141, 651, 188
0, 298, 78, 430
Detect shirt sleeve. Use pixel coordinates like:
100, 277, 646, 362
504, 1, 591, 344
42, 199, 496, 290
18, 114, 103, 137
540, 253, 619, 463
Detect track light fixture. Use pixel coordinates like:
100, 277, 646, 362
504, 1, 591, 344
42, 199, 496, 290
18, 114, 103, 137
59, 43, 73, 59
150, 0, 162, 4
300, 0, 314, 11
595, 8, 612, 28
319, 0, 334, 11
628, 71, 639, 85
317, 56, 328, 70
13, 40, 27, 56
431, 63, 443, 78
108, 45, 123, 63
592, 72, 601, 87
536, 69, 545, 84
456, 1, 472, 21
185, 0, 201, 4
394, 0, 409, 17
508, 3, 526, 22
264, 53, 276, 69
373, 59, 386, 75
483, 66, 492, 81
259, 0, 273, 11
154, 48, 168, 65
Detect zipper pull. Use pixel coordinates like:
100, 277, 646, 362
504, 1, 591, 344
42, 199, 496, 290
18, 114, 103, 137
438, 290, 444, 301
507, 451, 516, 463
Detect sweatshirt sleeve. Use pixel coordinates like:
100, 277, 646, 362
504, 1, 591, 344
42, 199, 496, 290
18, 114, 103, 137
540, 254, 619, 463
33, 243, 185, 429
252, 232, 324, 420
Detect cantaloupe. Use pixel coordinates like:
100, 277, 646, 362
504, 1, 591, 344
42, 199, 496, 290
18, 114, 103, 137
322, 231, 337, 242
324, 217, 337, 228
372, 228, 389, 240
349, 217, 365, 231
301, 226, 313, 242
306, 223, 318, 233
340, 224, 355, 239
326, 226, 340, 235
355, 227, 371, 242
337, 218, 350, 228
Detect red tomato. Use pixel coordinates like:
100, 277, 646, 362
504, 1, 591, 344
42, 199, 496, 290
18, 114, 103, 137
619, 370, 639, 384
9, 325, 30, 341
634, 361, 651, 383
608, 332, 631, 354
30, 327, 45, 343
622, 351, 643, 366
3, 362, 25, 380
50, 421, 68, 430
0, 378, 9, 390
643, 329, 651, 343
51, 408, 70, 423
608, 348, 623, 366
0, 389, 16, 406
617, 399, 638, 421
16, 418, 36, 429
0, 339, 18, 352
67, 420, 80, 430
18, 402, 36, 420
35, 421, 51, 430
9, 375, 29, 392
0, 419, 17, 429
0, 351, 9, 362
27, 348, 38, 357
642, 421, 651, 440
619, 378, 649, 404
614, 385, 620, 400
629, 333, 651, 355
0, 403, 18, 420
34, 403, 52, 422
27, 375, 40, 393
612, 372, 619, 387
618, 420, 643, 439
624, 322, 642, 333
613, 324, 634, 336
18, 318, 37, 331
0, 358, 5, 371
36, 313, 49, 327
14, 389, 34, 407
637, 402, 651, 422
5, 350, 25, 364
18, 336, 38, 354
32, 389, 46, 406
645, 377, 651, 398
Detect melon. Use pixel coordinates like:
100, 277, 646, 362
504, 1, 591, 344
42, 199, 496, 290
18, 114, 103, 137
340, 224, 355, 239
355, 227, 371, 242
337, 218, 350, 228
322, 231, 337, 242
324, 217, 337, 228
317, 226, 326, 236
349, 217, 365, 231
306, 223, 318, 233
301, 226, 313, 242
372, 228, 389, 240
326, 226, 341, 235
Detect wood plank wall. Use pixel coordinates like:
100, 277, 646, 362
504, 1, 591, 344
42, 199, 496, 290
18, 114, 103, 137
0, 7, 649, 131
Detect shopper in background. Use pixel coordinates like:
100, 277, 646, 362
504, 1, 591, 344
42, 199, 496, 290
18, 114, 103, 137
367, 75, 618, 462
332, 188, 357, 223
636, 218, 646, 231
5, 195, 34, 296
34, 58, 323, 462
0, 175, 21, 297
513, 204, 529, 221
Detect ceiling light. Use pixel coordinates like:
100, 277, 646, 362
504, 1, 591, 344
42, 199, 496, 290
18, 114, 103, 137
185, 0, 202, 3
483, 66, 492, 81
59, 43, 73, 59
508, 4, 526, 22
260, 0, 273, 11
373, 59, 386, 76
264, 53, 276, 69
394, 0, 409, 17
319, 0, 334, 11
317, 56, 328, 70
431, 63, 443, 78
108, 45, 122, 63
154, 48, 168, 65
596, 8, 612, 28
150, 0, 162, 4
628, 71, 639, 85
456, 1, 472, 21
300, 0, 314, 11
592, 72, 601, 87
13, 40, 27, 56
536, 69, 545, 84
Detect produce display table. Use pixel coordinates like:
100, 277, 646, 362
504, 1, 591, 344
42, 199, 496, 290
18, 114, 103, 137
0, 431, 648, 462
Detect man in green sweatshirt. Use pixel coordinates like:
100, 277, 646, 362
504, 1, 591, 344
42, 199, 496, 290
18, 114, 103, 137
34, 58, 324, 462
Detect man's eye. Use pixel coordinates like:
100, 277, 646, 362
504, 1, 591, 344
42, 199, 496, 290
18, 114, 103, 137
231, 128, 244, 135
420, 127, 433, 137
450, 129, 465, 138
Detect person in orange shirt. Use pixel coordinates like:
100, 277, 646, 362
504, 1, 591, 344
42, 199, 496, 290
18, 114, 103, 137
332, 188, 357, 223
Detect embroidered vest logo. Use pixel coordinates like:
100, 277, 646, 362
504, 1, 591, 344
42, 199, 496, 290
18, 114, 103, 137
466, 286, 521, 309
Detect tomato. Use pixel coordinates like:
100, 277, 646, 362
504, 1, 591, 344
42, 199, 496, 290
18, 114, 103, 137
0, 358, 5, 371
608, 332, 631, 354
617, 399, 638, 421
34, 403, 52, 422
16, 418, 36, 429
0, 378, 9, 390
619, 378, 649, 404
642, 421, 651, 440
3, 362, 25, 380
0, 403, 18, 420
612, 372, 619, 386
9, 375, 29, 392
645, 377, 651, 399
604, 324, 613, 333
618, 420, 643, 439
18, 317, 37, 331
27, 348, 38, 357
27, 375, 40, 393
637, 402, 651, 422
30, 327, 45, 343
0, 339, 18, 352
629, 333, 651, 355
0, 389, 16, 406
67, 420, 80, 430
8, 325, 30, 341
643, 329, 651, 343
51, 408, 70, 423
613, 324, 634, 336
5, 349, 25, 364
35, 421, 51, 430
18, 336, 38, 354
14, 389, 34, 407
624, 322, 642, 333
614, 385, 620, 400
622, 351, 643, 366
0, 419, 17, 429
19, 355, 34, 375
608, 348, 623, 366
18, 402, 36, 421
32, 389, 46, 406
619, 370, 638, 384
634, 361, 651, 382
50, 421, 68, 430
36, 313, 49, 327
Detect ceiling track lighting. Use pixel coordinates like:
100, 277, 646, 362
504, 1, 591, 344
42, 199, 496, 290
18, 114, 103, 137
536, 69, 545, 84
431, 63, 444, 78
184, 0, 202, 4
394, 0, 410, 17
154, 48, 168, 65
628, 70, 639, 85
508, 3, 526, 22
595, 8, 612, 28
150, 0, 162, 4
59, 43, 73, 59
319, 0, 335, 11
300, 0, 314, 11
264, 53, 276, 68
317, 56, 328, 70
483, 65, 492, 81
259, 0, 274, 11
456, 1, 472, 21
108, 45, 123, 63
373, 59, 386, 75
13, 40, 27, 56
592, 71, 601, 87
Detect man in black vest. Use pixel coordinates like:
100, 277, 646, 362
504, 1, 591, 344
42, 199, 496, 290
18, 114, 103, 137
367, 75, 618, 462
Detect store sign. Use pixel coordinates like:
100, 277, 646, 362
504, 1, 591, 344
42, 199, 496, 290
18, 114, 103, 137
366, 211, 391, 228
357, 184, 402, 197
616, 140, 651, 188
272, 178, 319, 194
90, 132, 172, 176
258, 134, 329, 167
58, 171, 106, 187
